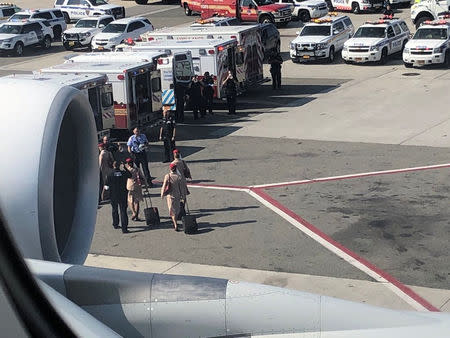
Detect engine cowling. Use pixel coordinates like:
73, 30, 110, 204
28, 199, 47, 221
0, 77, 98, 264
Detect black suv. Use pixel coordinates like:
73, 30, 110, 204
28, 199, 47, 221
260, 23, 281, 60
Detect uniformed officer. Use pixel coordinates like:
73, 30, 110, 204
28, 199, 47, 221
188, 75, 203, 120
175, 81, 186, 123
202, 72, 214, 115
268, 51, 283, 90
384, 4, 394, 17
222, 71, 237, 115
104, 161, 132, 233
159, 105, 177, 163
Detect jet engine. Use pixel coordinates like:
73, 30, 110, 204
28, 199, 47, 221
0, 77, 98, 265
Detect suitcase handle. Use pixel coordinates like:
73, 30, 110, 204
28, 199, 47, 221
144, 187, 153, 208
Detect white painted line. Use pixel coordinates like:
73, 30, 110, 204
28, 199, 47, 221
139, 6, 179, 17
252, 163, 450, 189
247, 189, 432, 312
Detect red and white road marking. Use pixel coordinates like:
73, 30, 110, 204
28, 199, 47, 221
185, 162, 449, 312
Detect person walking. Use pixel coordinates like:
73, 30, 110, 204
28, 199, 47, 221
202, 72, 214, 115
188, 75, 203, 120
127, 127, 153, 187
159, 105, 177, 163
98, 143, 114, 201
160, 163, 188, 231
104, 161, 132, 233
125, 158, 146, 221
223, 71, 237, 115
268, 51, 283, 90
171, 149, 191, 182
175, 81, 186, 123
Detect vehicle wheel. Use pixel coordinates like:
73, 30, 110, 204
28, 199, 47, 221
259, 15, 273, 24
53, 25, 62, 41
404, 62, 413, 68
298, 10, 310, 22
42, 35, 52, 50
415, 16, 432, 29
379, 48, 388, 65
13, 42, 23, 56
352, 2, 360, 14
184, 3, 192, 16
63, 12, 70, 24
63, 43, 73, 51
292, 58, 300, 64
327, 46, 335, 63
135, 0, 149, 4
344, 59, 351, 64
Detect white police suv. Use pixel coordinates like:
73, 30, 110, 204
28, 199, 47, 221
275, 0, 328, 22
0, 3, 21, 23
290, 14, 354, 63
8, 9, 66, 40
54, 0, 125, 24
91, 17, 153, 51
62, 15, 114, 50
342, 17, 410, 64
0, 19, 54, 56
403, 19, 450, 68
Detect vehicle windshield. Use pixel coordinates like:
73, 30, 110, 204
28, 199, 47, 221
353, 26, 386, 38
254, 0, 274, 5
75, 19, 98, 28
89, 0, 108, 6
300, 25, 330, 36
9, 14, 30, 21
0, 24, 22, 34
102, 23, 126, 33
413, 28, 448, 40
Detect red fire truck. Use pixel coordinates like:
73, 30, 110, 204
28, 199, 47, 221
181, 0, 291, 26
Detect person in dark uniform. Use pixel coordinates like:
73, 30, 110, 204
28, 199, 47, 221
188, 75, 203, 120
383, 4, 394, 17
104, 161, 132, 233
222, 71, 237, 115
174, 81, 186, 123
268, 51, 283, 90
159, 105, 177, 163
202, 72, 214, 115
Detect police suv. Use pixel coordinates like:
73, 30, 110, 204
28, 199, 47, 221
403, 19, 450, 68
0, 3, 21, 23
8, 9, 66, 40
290, 14, 354, 63
275, 0, 328, 22
342, 17, 410, 64
54, 0, 125, 24
0, 19, 54, 56
62, 15, 114, 50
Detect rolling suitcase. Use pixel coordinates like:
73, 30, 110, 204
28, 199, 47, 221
177, 201, 186, 221
182, 200, 197, 234
143, 189, 160, 226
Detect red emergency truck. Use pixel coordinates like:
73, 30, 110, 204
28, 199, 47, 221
182, 0, 291, 26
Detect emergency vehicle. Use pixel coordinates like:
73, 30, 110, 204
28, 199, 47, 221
182, 0, 292, 26
0, 3, 21, 23
62, 15, 114, 50
41, 61, 162, 139
274, 0, 329, 22
5, 72, 114, 138
66, 50, 194, 110
410, 0, 450, 29
328, 0, 383, 14
141, 25, 264, 91
342, 17, 410, 64
54, 0, 125, 24
403, 19, 450, 67
290, 14, 354, 63
118, 39, 237, 99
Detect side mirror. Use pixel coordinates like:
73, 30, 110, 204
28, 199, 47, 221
295, 30, 300, 35
99, 24, 105, 28
333, 29, 338, 35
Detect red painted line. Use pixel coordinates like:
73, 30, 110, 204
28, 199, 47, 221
251, 187, 440, 312
259, 164, 450, 190
188, 182, 248, 190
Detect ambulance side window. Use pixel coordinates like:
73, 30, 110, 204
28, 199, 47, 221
151, 77, 161, 92
241, 0, 253, 6
101, 92, 113, 108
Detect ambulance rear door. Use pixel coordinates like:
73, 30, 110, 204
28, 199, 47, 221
150, 69, 162, 117
100, 83, 115, 130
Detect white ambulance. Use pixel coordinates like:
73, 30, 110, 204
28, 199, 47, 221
141, 25, 264, 91
40, 61, 162, 140
116, 39, 238, 99
67, 50, 194, 110
403, 19, 450, 68
5, 72, 114, 139
328, 0, 383, 14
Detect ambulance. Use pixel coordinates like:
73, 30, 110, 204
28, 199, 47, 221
41, 61, 162, 140
5, 72, 114, 139
67, 50, 194, 110
117, 39, 237, 99
141, 25, 264, 91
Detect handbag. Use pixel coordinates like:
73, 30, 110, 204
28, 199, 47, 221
182, 160, 192, 179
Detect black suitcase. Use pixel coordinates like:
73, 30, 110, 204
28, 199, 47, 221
182, 200, 197, 234
177, 201, 186, 221
143, 189, 160, 226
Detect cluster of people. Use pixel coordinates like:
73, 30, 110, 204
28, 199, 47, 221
174, 70, 238, 122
